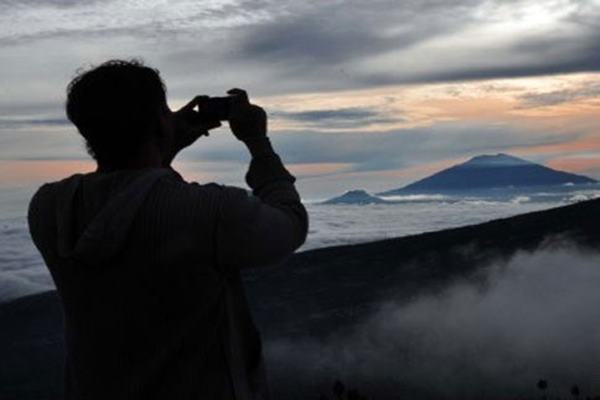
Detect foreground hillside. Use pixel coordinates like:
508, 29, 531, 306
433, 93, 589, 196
1, 198, 600, 399
245, 197, 600, 337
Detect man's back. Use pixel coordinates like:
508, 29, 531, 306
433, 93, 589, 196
28, 159, 307, 399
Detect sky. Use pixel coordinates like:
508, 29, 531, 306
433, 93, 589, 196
1, 0, 599, 201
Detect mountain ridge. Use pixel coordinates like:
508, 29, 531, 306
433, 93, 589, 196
379, 153, 596, 195
322, 189, 387, 204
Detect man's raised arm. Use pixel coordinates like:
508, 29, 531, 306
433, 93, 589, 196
215, 89, 308, 270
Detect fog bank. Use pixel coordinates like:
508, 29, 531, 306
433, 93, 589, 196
266, 246, 600, 399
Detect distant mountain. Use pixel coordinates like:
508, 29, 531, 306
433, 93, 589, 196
323, 189, 387, 205
379, 153, 596, 195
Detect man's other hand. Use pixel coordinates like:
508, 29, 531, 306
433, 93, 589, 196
227, 88, 267, 142
161, 96, 221, 167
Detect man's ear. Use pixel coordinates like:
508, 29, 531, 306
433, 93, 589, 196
155, 107, 174, 144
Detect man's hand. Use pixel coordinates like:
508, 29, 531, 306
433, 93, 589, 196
173, 96, 222, 148
227, 88, 267, 142
162, 96, 221, 167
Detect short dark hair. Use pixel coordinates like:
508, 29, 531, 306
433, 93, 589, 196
66, 59, 167, 166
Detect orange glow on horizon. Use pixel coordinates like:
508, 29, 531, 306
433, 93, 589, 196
546, 157, 600, 174
0, 160, 96, 186
287, 162, 354, 177
516, 136, 600, 156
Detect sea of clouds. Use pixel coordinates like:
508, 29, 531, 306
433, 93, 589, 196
0, 216, 54, 303
1, 187, 599, 303
301, 187, 600, 250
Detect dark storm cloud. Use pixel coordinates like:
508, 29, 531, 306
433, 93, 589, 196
276, 108, 378, 122
4, 0, 600, 96
236, 7, 442, 65
157, 1, 475, 96
224, 0, 479, 86
413, 32, 600, 85
218, 0, 600, 90
272, 107, 402, 129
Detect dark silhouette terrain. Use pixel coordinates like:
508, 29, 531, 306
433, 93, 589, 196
2, 198, 600, 399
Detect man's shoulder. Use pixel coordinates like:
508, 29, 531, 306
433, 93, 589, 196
147, 174, 255, 225
29, 173, 83, 208
159, 170, 249, 197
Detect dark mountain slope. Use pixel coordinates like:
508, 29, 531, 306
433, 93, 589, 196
380, 153, 596, 195
245, 197, 600, 337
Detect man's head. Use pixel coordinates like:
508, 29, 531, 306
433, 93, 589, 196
66, 59, 171, 167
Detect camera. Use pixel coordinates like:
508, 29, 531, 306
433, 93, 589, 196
196, 96, 231, 121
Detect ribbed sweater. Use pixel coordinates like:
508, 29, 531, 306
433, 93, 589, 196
27, 137, 308, 400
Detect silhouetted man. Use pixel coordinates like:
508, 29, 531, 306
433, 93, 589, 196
27, 59, 308, 400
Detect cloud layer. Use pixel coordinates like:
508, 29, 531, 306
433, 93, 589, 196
2, 0, 600, 97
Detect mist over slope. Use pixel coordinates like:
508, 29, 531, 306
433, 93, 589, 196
267, 246, 600, 399
245, 198, 600, 338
